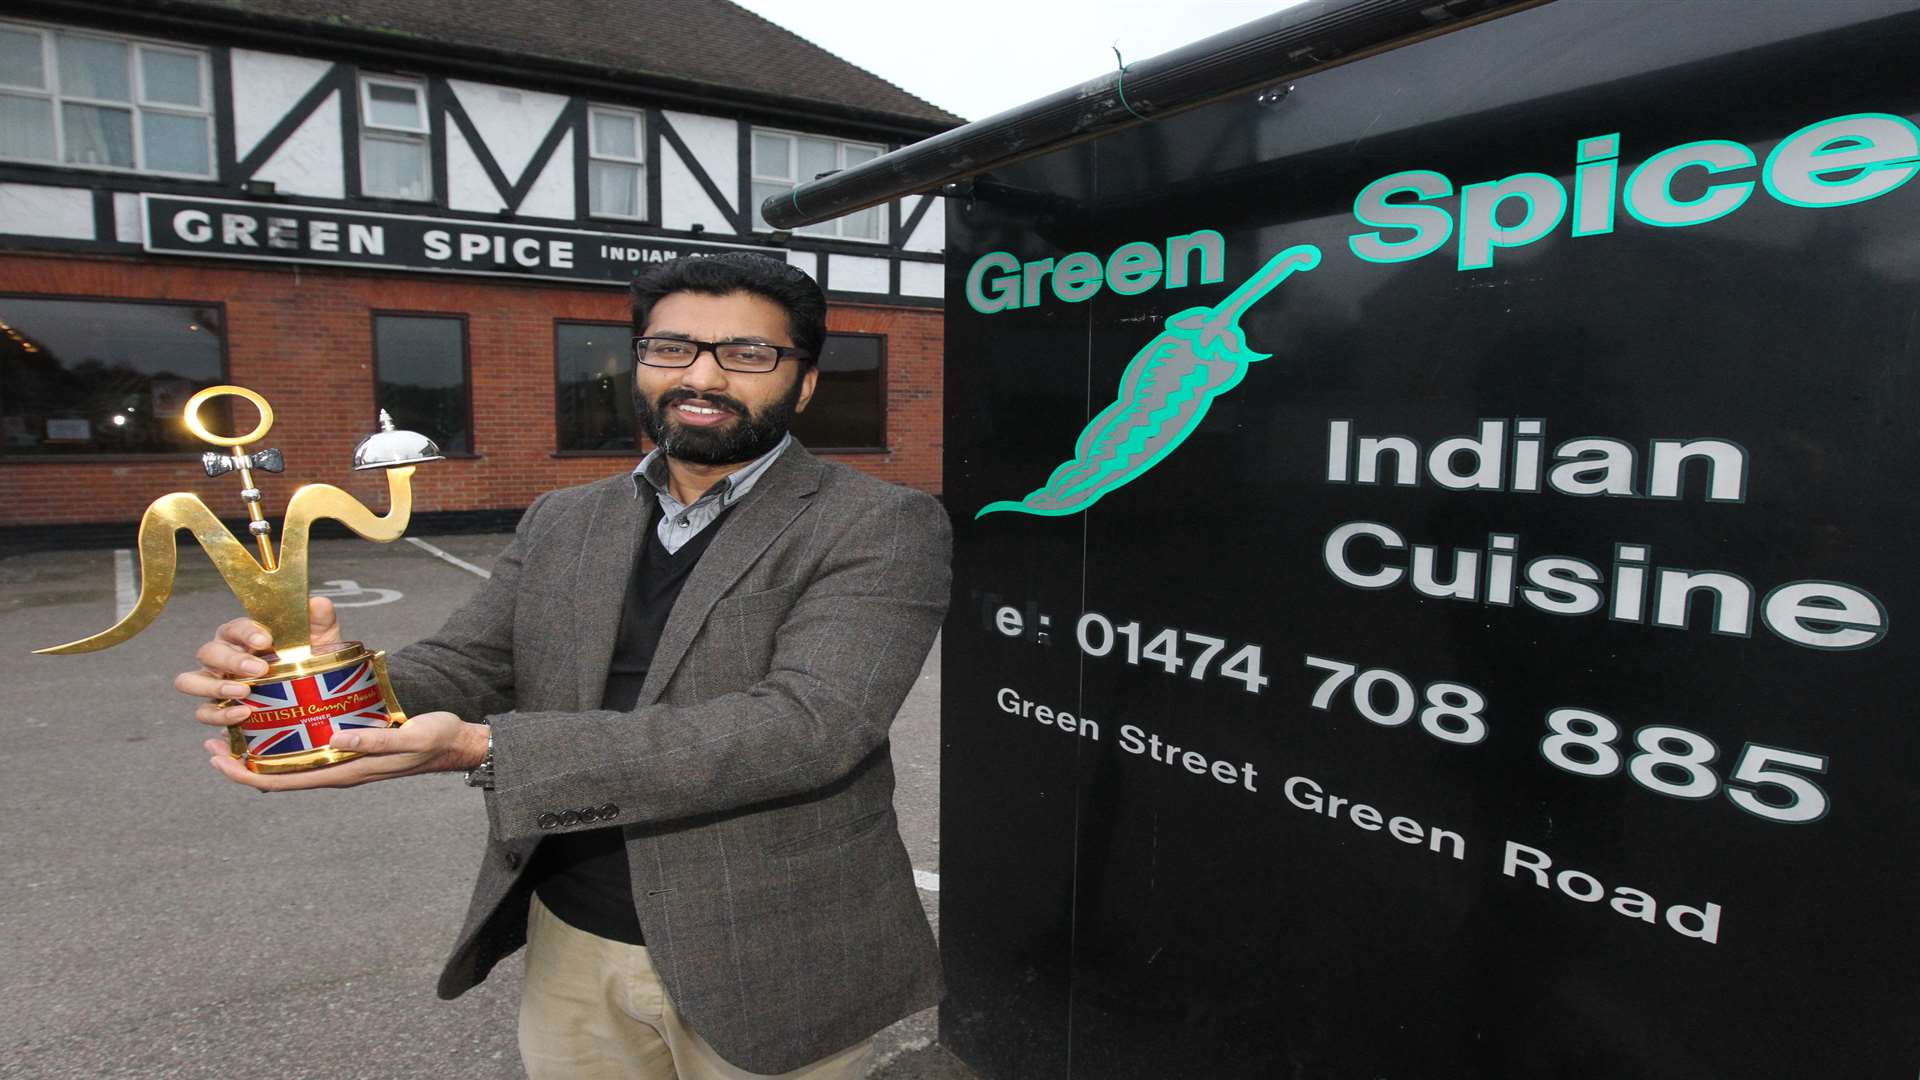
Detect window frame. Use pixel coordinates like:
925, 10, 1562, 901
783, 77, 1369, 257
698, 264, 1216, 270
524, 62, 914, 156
0, 20, 215, 179
793, 330, 888, 452
357, 74, 432, 202
369, 309, 475, 456
585, 106, 647, 222
0, 292, 231, 461
552, 318, 642, 457
750, 127, 887, 242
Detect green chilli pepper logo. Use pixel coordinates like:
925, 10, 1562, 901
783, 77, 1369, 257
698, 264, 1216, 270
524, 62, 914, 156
976, 243, 1321, 519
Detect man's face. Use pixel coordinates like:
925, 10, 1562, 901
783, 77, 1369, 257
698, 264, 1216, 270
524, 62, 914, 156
635, 290, 818, 466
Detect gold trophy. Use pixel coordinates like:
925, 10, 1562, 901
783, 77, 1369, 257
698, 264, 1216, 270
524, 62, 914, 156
36, 385, 443, 774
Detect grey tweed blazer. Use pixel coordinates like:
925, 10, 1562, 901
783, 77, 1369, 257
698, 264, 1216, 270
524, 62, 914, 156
386, 444, 950, 1074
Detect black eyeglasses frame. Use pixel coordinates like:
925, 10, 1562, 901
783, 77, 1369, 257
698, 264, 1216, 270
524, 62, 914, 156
630, 336, 812, 373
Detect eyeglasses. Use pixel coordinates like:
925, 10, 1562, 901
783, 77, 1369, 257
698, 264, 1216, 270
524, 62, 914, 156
631, 337, 811, 373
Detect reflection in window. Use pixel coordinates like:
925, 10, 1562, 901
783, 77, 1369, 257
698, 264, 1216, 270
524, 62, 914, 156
0, 296, 226, 455
555, 321, 636, 452
791, 333, 884, 449
373, 314, 469, 453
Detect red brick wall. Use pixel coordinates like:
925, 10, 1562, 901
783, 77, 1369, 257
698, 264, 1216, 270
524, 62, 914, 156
0, 252, 943, 527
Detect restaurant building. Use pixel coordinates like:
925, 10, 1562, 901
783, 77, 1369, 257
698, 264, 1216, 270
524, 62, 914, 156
0, 0, 955, 537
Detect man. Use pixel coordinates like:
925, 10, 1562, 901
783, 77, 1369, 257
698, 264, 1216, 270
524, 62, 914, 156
174, 253, 950, 1079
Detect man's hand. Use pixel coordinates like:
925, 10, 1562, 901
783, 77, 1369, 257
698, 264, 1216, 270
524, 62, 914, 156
201, 710, 489, 792
172, 596, 485, 791
173, 597, 345, 728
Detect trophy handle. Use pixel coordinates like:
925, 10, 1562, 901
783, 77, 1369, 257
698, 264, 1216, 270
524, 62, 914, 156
279, 464, 418, 554
38, 467, 418, 657
37, 493, 282, 655
229, 464, 417, 655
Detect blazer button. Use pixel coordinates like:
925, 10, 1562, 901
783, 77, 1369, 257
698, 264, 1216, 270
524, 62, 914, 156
560, 809, 581, 826
599, 803, 619, 819
536, 812, 559, 830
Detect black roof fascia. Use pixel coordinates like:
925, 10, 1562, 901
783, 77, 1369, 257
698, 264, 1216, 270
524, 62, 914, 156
765, 0, 1545, 228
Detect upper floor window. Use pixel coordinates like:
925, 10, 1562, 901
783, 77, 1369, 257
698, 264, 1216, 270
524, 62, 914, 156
750, 129, 883, 241
359, 75, 430, 200
0, 296, 227, 456
0, 22, 213, 178
588, 107, 645, 220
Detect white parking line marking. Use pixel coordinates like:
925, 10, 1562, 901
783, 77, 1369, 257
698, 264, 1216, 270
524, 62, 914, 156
113, 549, 135, 621
405, 537, 492, 579
310, 578, 404, 607
913, 869, 940, 893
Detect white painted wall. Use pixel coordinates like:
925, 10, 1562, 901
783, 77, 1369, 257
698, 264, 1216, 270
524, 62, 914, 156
231, 50, 334, 163
447, 124, 506, 214
660, 111, 737, 232
661, 152, 728, 233
112, 192, 141, 243
902, 194, 945, 253
829, 254, 889, 293
785, 250, 818, 279
899, 260, 944, 299
0, 184, 92, 239
448, 79, 568, 185
519, 131, 574, 219
252, 93, 343, 198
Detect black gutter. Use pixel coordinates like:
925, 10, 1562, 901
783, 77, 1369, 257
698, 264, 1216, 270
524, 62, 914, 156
21, 0, 958, 143
763, 0, 1545, 229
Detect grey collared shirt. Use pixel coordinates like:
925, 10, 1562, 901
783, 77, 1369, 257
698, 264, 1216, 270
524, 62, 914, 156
630, 434, 792, 553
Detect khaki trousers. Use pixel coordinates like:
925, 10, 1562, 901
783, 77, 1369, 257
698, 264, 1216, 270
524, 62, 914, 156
519, 893, 876, 1080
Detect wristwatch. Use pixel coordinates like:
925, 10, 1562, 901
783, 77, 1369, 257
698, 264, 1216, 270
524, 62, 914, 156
464, 726, 495, 790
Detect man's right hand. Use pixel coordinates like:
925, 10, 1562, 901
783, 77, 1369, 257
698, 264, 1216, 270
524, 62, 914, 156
172, 597, 343, 728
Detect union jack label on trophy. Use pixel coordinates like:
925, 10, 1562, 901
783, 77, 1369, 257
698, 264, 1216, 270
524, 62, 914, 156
239, 659, 394, 758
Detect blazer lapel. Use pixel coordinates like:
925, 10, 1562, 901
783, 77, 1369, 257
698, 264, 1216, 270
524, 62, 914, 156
635, 446, 824, 708
573, 478, 650, 709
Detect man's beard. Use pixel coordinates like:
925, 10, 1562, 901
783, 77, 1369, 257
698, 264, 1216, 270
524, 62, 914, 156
637, 380, 802, 466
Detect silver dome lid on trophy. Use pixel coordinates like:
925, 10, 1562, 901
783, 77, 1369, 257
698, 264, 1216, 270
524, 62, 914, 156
352, 410, 446, 471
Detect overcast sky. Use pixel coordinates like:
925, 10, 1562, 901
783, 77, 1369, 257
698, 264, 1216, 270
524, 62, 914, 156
730, 0, 1305, 123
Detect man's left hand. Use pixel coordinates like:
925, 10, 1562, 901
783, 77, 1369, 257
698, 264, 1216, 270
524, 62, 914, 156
205, 711, 487, 792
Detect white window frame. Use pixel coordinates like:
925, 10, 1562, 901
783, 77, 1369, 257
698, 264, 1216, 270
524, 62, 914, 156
750, 127, 886, 242
586, 105, 646, 221
358, 74, 431, 201
0, 20, 215, 179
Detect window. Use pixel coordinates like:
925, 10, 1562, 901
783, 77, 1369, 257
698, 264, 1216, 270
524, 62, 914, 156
372, 314, 469, 453
790, 333, 885, 449
751, 129, 884, 240
0, 22, 213, 177
587, 107, 645, 219
0, 296, 226, 455
555, 321, 637, 453
359, 75, 430, 200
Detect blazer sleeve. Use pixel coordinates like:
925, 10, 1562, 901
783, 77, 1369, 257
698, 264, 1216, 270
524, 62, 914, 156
480, 486, 952, 842
384, 491, 552, 725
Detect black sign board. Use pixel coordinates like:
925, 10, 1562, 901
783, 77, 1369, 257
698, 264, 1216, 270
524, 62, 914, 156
141, 195, 780, 284
940, 2, 1920, 1077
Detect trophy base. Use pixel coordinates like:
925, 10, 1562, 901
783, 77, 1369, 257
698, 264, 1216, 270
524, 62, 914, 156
223, 640, 408, 774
